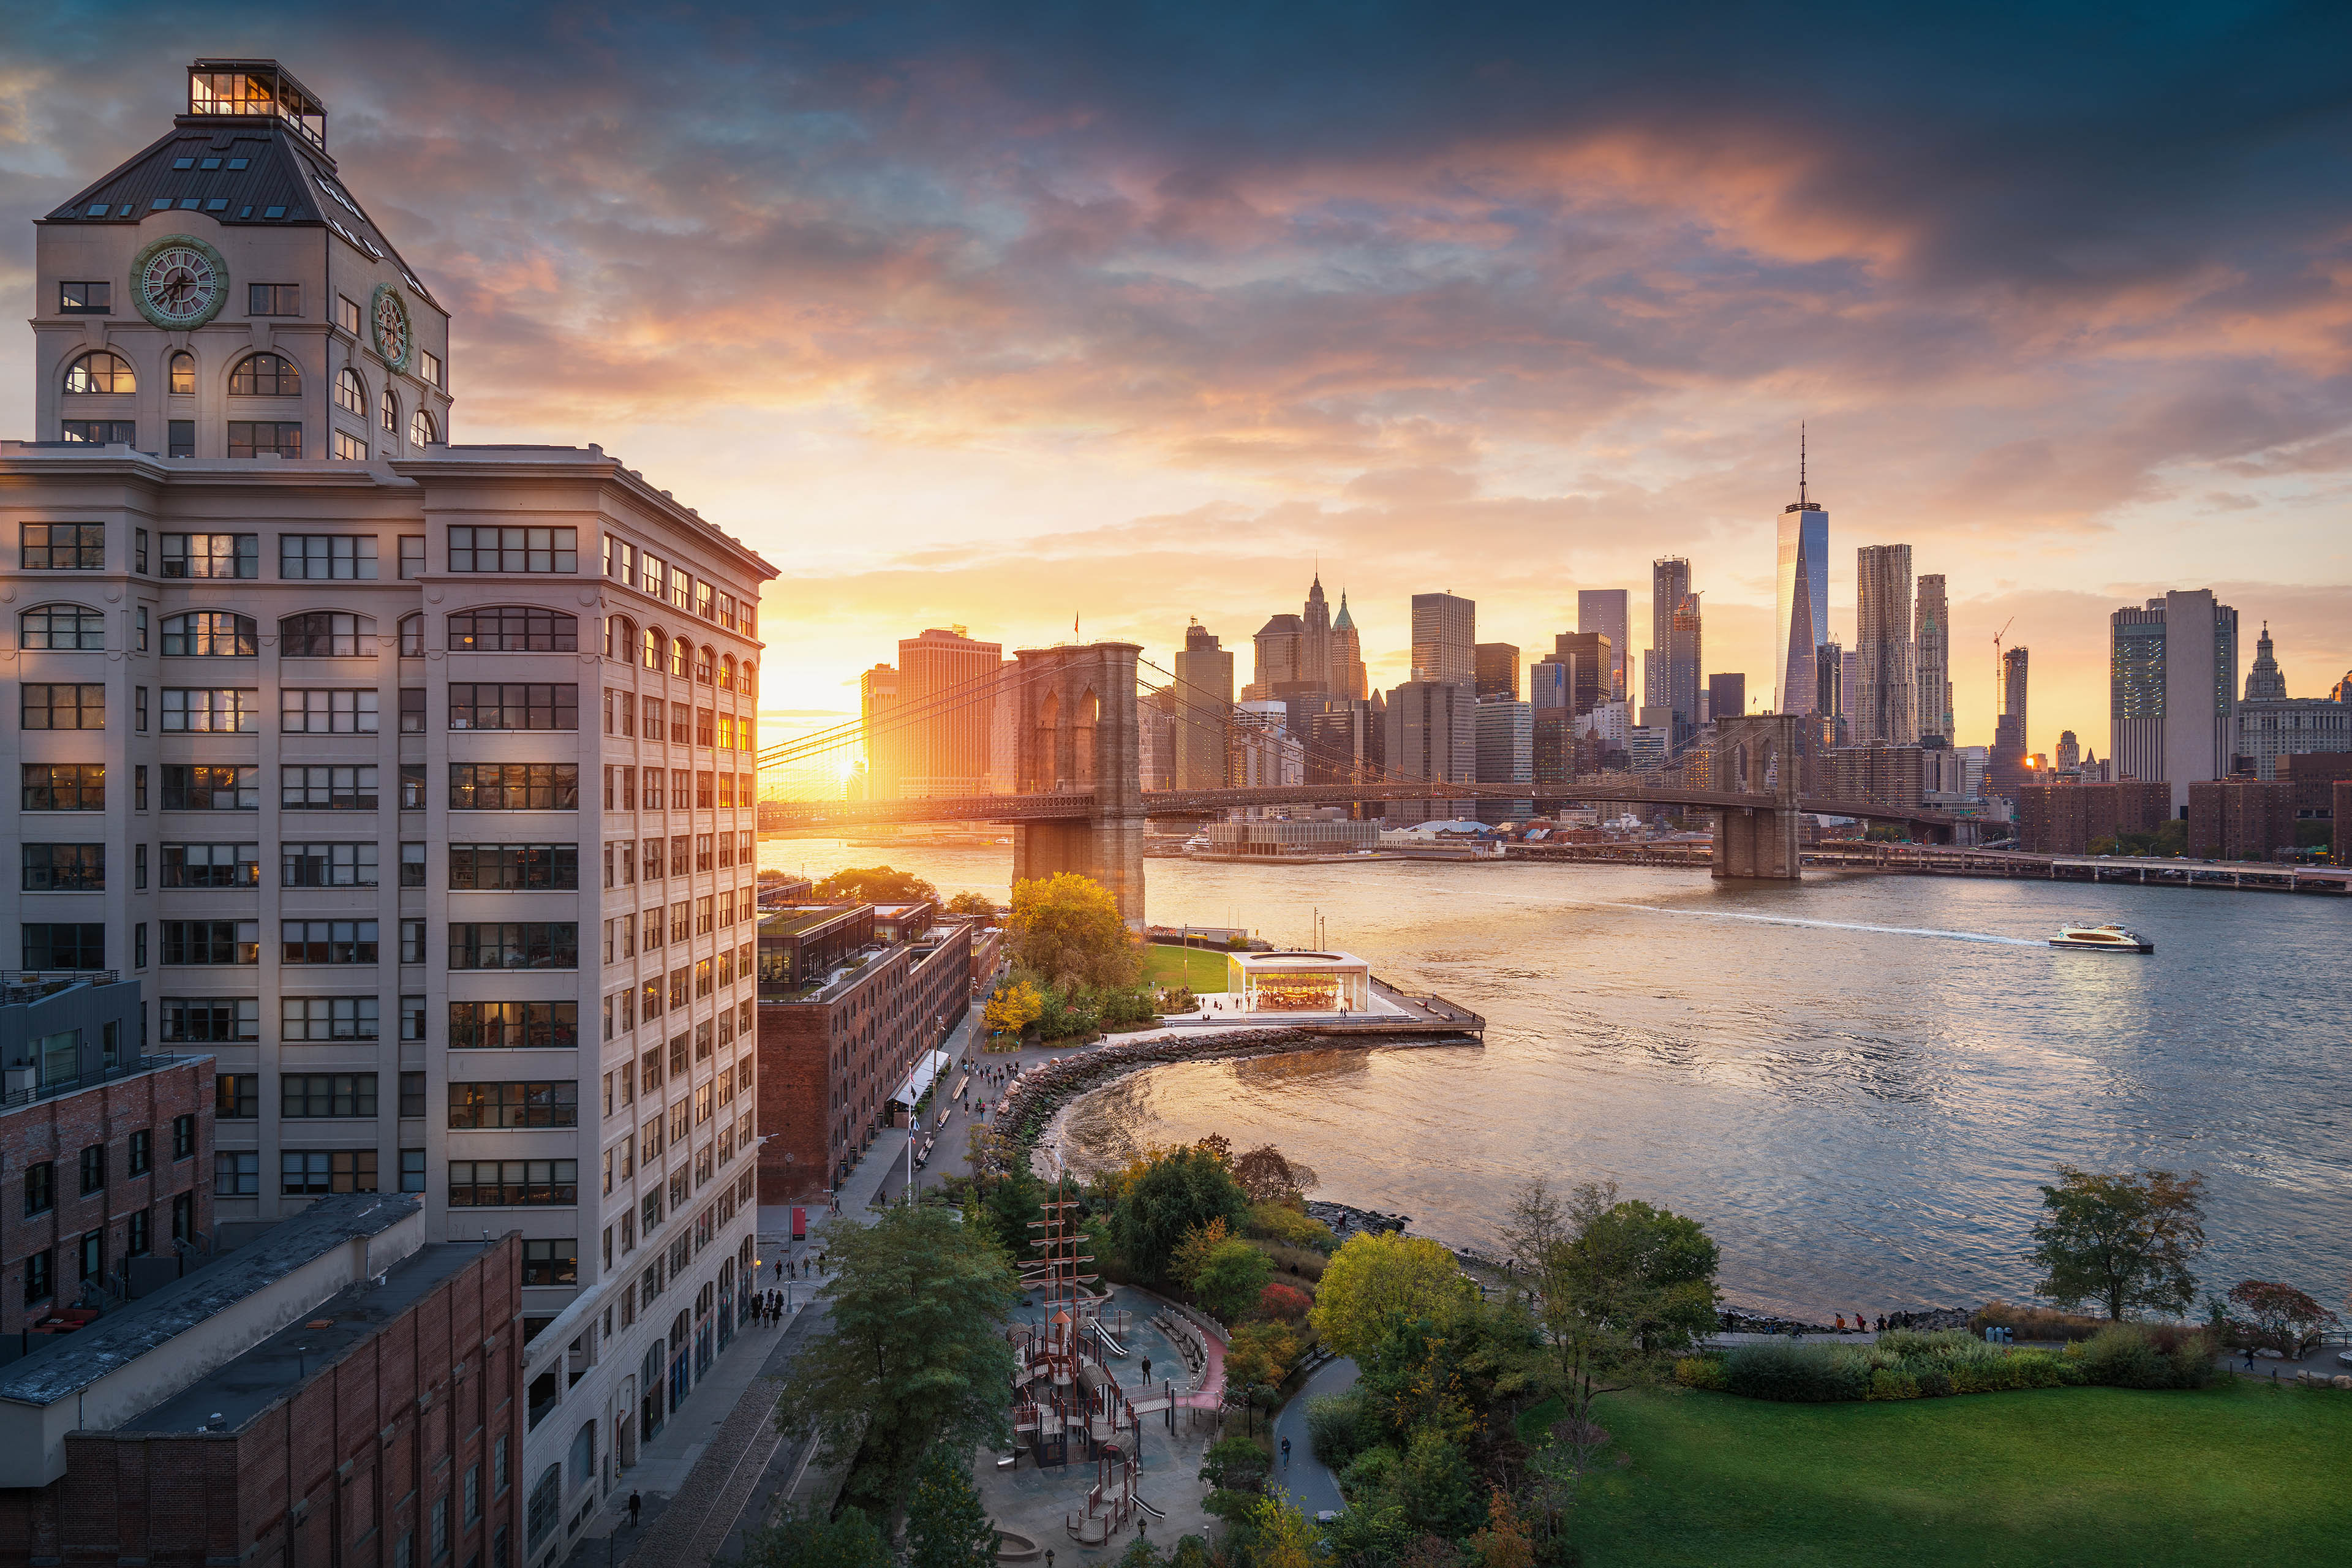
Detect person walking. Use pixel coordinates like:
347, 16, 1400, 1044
627, 1491, 642, 1529
1280, 1436, 1291, 1467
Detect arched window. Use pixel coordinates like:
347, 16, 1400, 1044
718, 654, 734, 690
168, 352, 195, 396
696, 646, 715, 685
526, 1465, 562, 1548
641, 627, 662, 669
64, 352, 135, 394
379, 389, 399, 434
228, 352, 300, 396
398, 613, 424, 658
334, 366, 366, 415
409, 409, 437, 447
669, 636, 690, 678
568, 1422, 596, 1487
448, 606, 579, 652
280, 611, 376, 657
608, 615, 636, 660
741, 662, 756, 698
19, 605, 105, 650
160, 610, 257, 657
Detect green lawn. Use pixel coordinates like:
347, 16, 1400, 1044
1145, 943, 1229, 992
1564, 1381, 2352, 1566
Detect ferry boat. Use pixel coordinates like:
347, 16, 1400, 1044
2049, 921, 2154, 952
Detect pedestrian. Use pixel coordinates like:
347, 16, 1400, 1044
628, 1491, 642, 1529
1280, 1436, 1291, 1466
1833, 1314, 1845, 1333
1141, 1357, 1151, 1382
2242, 1345, 2257, 1373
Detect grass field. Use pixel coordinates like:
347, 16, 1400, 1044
1560, 1381, 2352, 1566
1145, 943, 1229, 992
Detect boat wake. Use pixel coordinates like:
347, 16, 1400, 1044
1589, 902, 2045, 946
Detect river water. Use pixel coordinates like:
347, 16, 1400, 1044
763, 837, 2349, 1318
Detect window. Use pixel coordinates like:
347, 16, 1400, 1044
22, 763, 104, 810
449, 845, 579, 890
449, 923, 579, 970
335, 366, 367, 414
281, 688, 379, 733
449, 998, 581, 1052
281, 611, 375, 654
447, 526, 576, 573
449, 684, 578, 731
79, 1144, 107, 1195
402, 1149, 427, 1192
432, 1495, 449, 1564
164, 997, 258, 1041
410, 409, 437, 447
282, 765, 379, 809
450, 1161, 579, 1208
280, 535, 379, 579
64, 351, 135, 393
400, 764, 427, 809
21, 923, 105, 970
216, 1074, 258, 1118
22, 684, 104, 729
522, 1240, 578, 1286
282, 997, 380, 1041
282, 1149, 377, 1194
161, 532, 258, 578
448, 606, 579, 652
127, 1209, 151, 1257
60, 420, 135, 445
227, 420, 302, 458
19, 605, 105, 650
21, 844, 102, 890
380, 389, 399, 434
160, 920, 258, 964
402, 995, 428, 1041
173, 1114, 196, 1159
338, 295, 363, 333
696, 707, 715, 748
24, 1162, 56, 1216
282, 920, 379, 963
161, 688, 257, 731
163, 764, 258, 810
670, 636, 691, 678
448, 1082, 579, 1129
398, 612, 425, 657
215, 1150, 260, 1193
282, 842, 379, 886
19, 524, 104, 571
161, 611, 257, 658
59, 281, 111, 314
158, 841, 257, 888
249, 284, 301, 316
449, 763, 578, 810
332, 431, 369, 461
283, 1074, 378, 1117
168, 418, 195, 457
402, 919, 428, 962
230, 352, 300, 394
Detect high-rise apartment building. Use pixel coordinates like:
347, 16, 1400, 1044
2109, 590, 2239, 810
1852, 545, 1917, 745
1645, 558, 1700, 745
1172, 620, 1234, 789
1913, 573, 1953, 744
1707, 673, 1746, 726
1382, 679, 1474, 823
1409, 593, 1474, 685
1330, 595, 1367, 701
1474, 643, 1520, 701
1472, 698, 1533, 824
1774, 456, 1830, 717
896, 627, 1001, 796
3, 61, 776, 1552
858, 663, 899, 797
1989, 646, 2031, 798
1577, 589, 1630, 700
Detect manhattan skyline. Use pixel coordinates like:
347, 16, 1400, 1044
3, 4, 2348, 755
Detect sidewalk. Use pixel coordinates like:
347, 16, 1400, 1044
1270, 1356, 1358, 1520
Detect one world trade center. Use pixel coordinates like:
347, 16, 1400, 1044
1774, 431, 1830, 715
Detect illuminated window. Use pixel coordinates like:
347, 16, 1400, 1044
63, 352, 135, 394
228, 353, 300, 396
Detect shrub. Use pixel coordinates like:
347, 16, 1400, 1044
1245, 1200, 1338, 1251
1972, 1299, 2109, 1343
1673, 1355, 1728, 1391
2069, 1323, 2217, 1390
1306, 1389, 1377, 1467
1257, 1283, 1313, 1322
1724, 1342, 1866, 1403
1868, 1368, 1921, 1401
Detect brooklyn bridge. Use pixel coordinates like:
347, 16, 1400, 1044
756, 641, 1962, 922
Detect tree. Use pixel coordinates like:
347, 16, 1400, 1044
2030, 1166, 2207, 1321
982, 980, 1043, 1041
739, 1505, 891, 1568
1193, 1238, 1276, 1322
904, 1443, 998, 1568
2226, 1279, 2340, 1357
1247, 1494, 1322, 1568
1234, 1145, 1319, 1205
813, 865, 939, 905
1172, 1217, 1234, 1287
1257, 1282, 1313, 1322
1309, 1232, 1476, 1359
1225, 1321, 1302, 1392
945, 891, 998, 922
1466, 1488, 1534, 1568
1006, 873, 1142, 989
1573, 1197, 1719, 1354
1110, 1145, 1249, 1282
775, 1205, 1019, 1516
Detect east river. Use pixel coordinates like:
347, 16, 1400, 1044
763, 837, 2348, 1318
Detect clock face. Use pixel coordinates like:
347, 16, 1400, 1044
132, 236, 228, 329
371, 285, 412, 371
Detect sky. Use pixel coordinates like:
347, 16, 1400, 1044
4, 1, 2350, 763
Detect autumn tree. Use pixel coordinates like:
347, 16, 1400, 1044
1308, 1232, 1476, 1359
944, 891, 998, 921
2226, 1279, 2339, 1357
982, 980, 1043, 1041
813, 865, 939, 905
1109, 1144, 1248, 1282
2030, 1166, 2207, 1321
1006, 873, 1141, 989
1234, 1144, 1319, 1205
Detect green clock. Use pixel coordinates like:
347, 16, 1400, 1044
371, 282, 413, 372
132, 235, 229, 330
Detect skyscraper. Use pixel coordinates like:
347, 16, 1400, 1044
1578, 589, 1630, 700
859, 662, 900, 797
1249, 613, 1303, 699
1410, 592, 1475, 684
1774, 437, 1830, 716
1474, 642, 1520, 700
1670, 590, 1703, 746
1473, 697, 1534, 823
1815, 641, 1846, 748
1989, 645, 2030, 799
1174, 619, 1234, 789
1914, 573, 1953, 743
899, 626, 1003, 795
1708, 673, 1746, 725
1853, 544, 1918, 744
2109, 590, 2241, 810
1331, 594, 1368, 700
1302, 573, 1334, 691
1384, 678, 1476, 823
2244, 622, 2286, 701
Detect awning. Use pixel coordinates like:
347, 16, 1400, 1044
888, 1049, 953, 1111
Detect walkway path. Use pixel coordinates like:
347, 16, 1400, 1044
1269, 1357, 1358, 1520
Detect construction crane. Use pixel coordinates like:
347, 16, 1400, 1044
1992, 617, 2015, 723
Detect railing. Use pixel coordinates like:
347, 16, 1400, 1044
1, 1052, 206, 1110
0, 970, 123, 1004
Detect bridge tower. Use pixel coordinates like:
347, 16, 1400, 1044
1009, 642, 1148, 924
1712, 713, 1804, 879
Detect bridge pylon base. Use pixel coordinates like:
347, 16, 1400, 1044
1014, 814, 1147, 927
1713, 804, 1801, 880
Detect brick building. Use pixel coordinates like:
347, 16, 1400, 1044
2187, 780, 2298, 862
2014, 782, 2171, 855
0, 1194, 520, 1568
756, 913, 974, 1203
2338, 781, 2352, 866
1, 978, 214, 1338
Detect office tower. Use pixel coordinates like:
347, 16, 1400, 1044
1708, 673, 1746, 726
1409, 592, 1475, 684
1989, 646, 2031, 798
1139, 685, 1176, 791
1644, 557, 1700, 745
1774, 439, 1830, 716
1474, 642, 1520, 700
897, 626, 1002, 796
858, 663, 900, 797
2109, 590, 2240, 810
1231, 701, 1304, 786
1853, 545, 1918, 744
1302, 574, 1333, 692
1815, 641, 1847, 749
1330, 594, 1367, 701
2234, 625, 2352, 779
1473, 698, 1534, 824
1382, 679, 1475, 822
1248, 613, 1303, 700
2244, 622, 2286, 701
1307, 701, 1381, 786
6, 58, 776, 1530
1670, 590, 1703, 745
1914, 573, 1953, 743
1530, 658, 1570, 794
1548, 632, 1613, 717
1173, 619, 1234, 789
1578, 589, 1630, 700
2056, 730, 2081, 772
